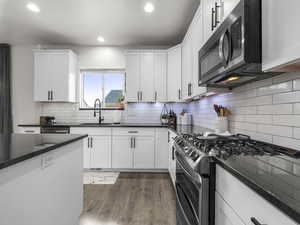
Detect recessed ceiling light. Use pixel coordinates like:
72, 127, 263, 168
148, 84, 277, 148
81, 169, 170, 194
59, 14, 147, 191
26, 2, 40, 13
97, 36, 105, 43
144, 2, 154, 13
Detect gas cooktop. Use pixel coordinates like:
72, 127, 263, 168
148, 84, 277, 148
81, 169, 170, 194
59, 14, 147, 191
174, 133, 300, 161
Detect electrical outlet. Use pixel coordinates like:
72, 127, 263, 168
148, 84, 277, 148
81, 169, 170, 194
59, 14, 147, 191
41, 153, 54, 169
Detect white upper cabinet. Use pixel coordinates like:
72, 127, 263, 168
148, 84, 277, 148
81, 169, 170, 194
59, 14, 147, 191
125, 50, 167, 103
262, 0, 300, 72
140, 51, 155, 102
167, 45, 182, 102
181, 31, 193, 100
202, 0, 216, 43
154, 52, 167, 102
34, 49, 76, 102
191, 4, 207, 96
125, 51, 140, 102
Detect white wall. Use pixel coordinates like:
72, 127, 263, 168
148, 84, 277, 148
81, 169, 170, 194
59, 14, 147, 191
11, 45, 42, 132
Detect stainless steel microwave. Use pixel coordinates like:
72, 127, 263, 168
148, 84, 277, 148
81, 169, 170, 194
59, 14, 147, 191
198, 0, 278, 89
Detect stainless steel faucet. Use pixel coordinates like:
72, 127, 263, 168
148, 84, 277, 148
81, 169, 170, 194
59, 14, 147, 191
94, 98, 104, 124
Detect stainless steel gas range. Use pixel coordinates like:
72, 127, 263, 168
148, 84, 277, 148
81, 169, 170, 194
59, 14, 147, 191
173, 132, 300, 225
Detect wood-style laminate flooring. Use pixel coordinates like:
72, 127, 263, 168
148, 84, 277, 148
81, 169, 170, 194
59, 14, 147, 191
79, 173, 176, 225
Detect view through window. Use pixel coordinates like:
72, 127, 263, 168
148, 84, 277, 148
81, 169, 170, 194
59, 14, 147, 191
80, 70, 125, 109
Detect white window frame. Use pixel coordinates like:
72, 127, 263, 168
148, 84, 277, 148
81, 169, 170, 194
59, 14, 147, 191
79, 69, 125, 109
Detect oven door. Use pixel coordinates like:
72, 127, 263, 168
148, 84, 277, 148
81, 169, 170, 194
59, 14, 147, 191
175, 151, 201, 225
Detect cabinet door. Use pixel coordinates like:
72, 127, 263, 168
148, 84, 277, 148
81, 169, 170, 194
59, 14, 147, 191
83, 137, 90, 169
134, 136, 155, 169
155, 129, 169, 169
125, 52, 140, 102
181, 33, 193, 100
50, 52, 70, 102
112, 136, 133, 168
202, 0, 215, 43
167, 45, 182, 102
90, 136, 111, 169
154, 52, 167, 102
215, 192, 245, 225
262, 0, 300, 71
191, 4, 208, 96
140, 52, 155, 102
34, 52, 52, 101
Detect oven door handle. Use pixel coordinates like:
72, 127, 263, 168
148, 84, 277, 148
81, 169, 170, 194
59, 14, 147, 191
176, 153, 201, 186
175, 183, 200, 225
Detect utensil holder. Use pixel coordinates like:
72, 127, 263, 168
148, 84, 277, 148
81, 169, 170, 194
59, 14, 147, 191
215, 117, 228, 133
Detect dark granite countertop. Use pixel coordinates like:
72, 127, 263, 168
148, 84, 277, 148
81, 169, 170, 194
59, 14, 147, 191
0, 133, 87, 170
170, 125, 300, 223
18, 123, 168, 128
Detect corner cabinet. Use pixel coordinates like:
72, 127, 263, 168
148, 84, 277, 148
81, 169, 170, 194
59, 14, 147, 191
125, 50, 167, 102
262, 0, 300, 71
33, 49, 77, 102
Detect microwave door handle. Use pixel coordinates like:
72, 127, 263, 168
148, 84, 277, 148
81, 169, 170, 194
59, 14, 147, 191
219, 30, 231, 67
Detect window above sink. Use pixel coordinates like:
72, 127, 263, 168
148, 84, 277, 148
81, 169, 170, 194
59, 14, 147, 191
79, 70, 125, 110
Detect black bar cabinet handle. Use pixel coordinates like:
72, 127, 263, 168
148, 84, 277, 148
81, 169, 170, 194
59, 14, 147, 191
251, 217, 263, 225
48, 91, 50, 100
172, 146, 175, 160
211, 7, 215, 30
87, 137, 90, 148
50, 91, 53, 100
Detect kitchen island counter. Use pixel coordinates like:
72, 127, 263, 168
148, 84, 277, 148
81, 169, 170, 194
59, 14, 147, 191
0, 133, 87, 170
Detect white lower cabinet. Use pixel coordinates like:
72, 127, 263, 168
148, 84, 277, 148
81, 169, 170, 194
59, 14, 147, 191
71, 127, 166, 170
215, 191, 245, 225
112, 135, 155, 169
133, 136, 155, 169
155, 128, 169, 169
89, 136, 111, 169
216, 165, 297, 225
112, 136, 133, 168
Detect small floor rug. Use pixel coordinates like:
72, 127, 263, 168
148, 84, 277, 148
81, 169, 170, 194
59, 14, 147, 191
83, 172, 120, 185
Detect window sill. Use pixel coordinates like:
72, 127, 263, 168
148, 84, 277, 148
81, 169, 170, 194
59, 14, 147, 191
79, 108, 124, 111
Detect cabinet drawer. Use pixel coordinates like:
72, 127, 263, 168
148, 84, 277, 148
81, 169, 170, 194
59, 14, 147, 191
19, 127, 41, 134
70, 127, 111, 136
216, 165, 297, 225
112, 128, 155, 136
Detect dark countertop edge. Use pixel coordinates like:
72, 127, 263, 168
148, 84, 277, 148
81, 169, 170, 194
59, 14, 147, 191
0, 134, 88, 171
215, 158, 300, 224
18, 124, 168, 128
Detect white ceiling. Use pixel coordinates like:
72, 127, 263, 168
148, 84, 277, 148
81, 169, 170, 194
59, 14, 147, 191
0, 0, 199, 46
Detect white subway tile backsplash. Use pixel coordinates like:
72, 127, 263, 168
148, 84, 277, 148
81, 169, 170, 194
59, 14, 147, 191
245, 115, 273, 124
273, 136, 300, 150
273, 115, 300, 127
257, 81, 292, 96
294, 103, 300, 114
189, 72, 300, 150
257, 124, 293, 138
294, 79, 300, 91
294, 128, 300, 139
273, 91, 300, 104
257, 104, 293, 115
